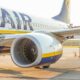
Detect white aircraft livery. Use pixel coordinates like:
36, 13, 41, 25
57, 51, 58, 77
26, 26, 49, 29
0, 0, 80, 68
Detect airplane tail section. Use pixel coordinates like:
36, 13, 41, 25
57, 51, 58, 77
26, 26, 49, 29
52, 0, 70, 24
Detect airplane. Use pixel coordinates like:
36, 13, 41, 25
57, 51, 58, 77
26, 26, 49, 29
0, 0, 80, 69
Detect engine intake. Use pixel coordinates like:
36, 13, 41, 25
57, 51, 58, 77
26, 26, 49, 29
11, 33, 62, 68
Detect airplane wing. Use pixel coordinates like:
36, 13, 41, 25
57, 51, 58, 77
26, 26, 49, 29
50, 27, 80, 36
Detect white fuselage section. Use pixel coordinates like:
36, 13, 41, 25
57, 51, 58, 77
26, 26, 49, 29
0, 8, 68, 32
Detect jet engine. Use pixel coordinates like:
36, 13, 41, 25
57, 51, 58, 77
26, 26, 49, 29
11, 33, 62, 68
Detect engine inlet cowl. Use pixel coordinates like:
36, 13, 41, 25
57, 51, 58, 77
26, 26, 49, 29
11, 33, 62, 68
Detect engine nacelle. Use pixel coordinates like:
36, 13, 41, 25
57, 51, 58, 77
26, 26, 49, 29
11, 33, 62, 68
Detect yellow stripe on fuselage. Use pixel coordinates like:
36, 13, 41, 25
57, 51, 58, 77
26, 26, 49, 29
42, 51, 62, 58
0, 30, 31, 34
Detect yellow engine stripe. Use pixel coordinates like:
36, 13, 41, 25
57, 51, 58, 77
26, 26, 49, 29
0, 30, 31, 34
42, 51, 62, 58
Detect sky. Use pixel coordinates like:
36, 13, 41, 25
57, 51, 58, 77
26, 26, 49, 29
0, 0, 80, 26
71, 0, 80, 26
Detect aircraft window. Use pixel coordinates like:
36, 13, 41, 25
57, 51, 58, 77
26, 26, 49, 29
45, 25, 47, 28
44, 25, 45, 28
32, 23, 36, 29
33, 23, 36, 27
38, 24, 39, 27
35, 24, 37, 26
34, 23, 36, 27
32, 23, 33, 26
36, 24, 37, 27
36, 24, 38, 27
33, 24, 35, 27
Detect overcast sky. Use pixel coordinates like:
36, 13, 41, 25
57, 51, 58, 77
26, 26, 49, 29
0, 0, 80, 26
